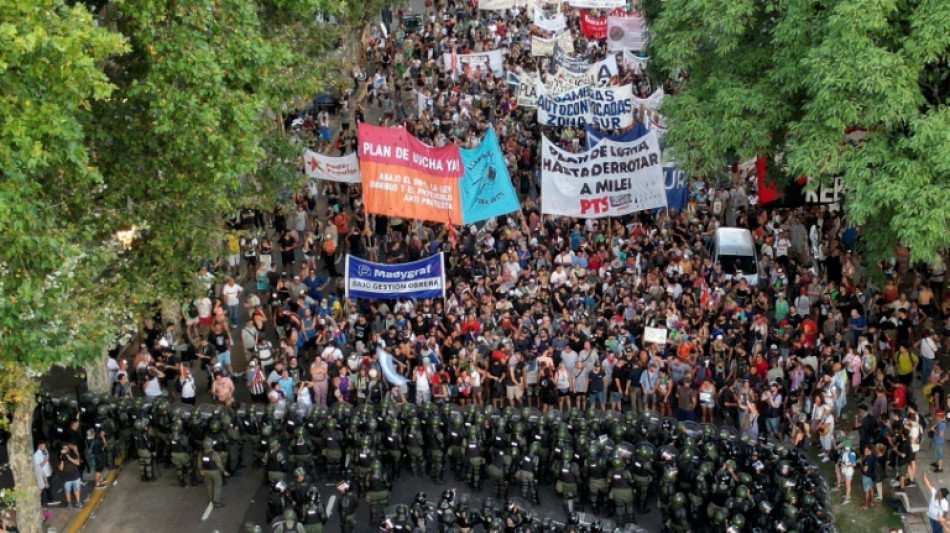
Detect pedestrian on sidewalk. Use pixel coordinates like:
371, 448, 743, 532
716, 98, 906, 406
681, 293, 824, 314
33, 442, 60, 508
58, 443, 83, 509
934, 413, 949, 473
923, 472, 949, 533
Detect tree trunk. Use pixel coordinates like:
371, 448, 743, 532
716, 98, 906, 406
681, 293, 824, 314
7, 381, 42, 533
86, 346, 112, 395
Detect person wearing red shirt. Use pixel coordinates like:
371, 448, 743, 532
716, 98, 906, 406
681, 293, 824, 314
800, 316, 818, 347
461, 313, 481, 339
752, 352, 769, 379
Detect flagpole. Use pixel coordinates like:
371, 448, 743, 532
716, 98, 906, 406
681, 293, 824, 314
344, 255, 350, 300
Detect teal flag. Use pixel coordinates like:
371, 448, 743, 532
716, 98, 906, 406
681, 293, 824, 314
459, 126, 520, 224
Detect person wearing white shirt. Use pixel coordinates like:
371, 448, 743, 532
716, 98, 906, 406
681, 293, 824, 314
923, 473, 950, 533
917, 330, 940, 383
550, 265, 568, 287
321, 344, 343, 364
221, 277, 243, 329
34, 442, 59, 507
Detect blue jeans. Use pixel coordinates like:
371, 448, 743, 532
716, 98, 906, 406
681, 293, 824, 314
931, 517, 943, 533
923, 357, 936, 384
227, 304, 240, 327
588, 390, 605, 405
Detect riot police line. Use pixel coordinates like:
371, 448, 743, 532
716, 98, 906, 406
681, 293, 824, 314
36, 391, 839, 532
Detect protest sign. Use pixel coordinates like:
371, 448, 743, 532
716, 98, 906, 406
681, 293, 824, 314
552, 45, 591, 74
579, 10, 608, 39
531, 32, 573, 56
303, 149, 360, 184
589, 84, 634, 130
358, 123, 463, 224
607, 14, 649, 51
664, 165, 689, 210
567, 0, 625, 8
541, 130, 666, 217
507, 73, 540, 107
537, 82, 630, 128
443, 49, 506, 78
479, 0, 528, 9
533, 8, 567, 32
345, 254, 446, 300
459, 127, 521, 224
643, 326, 668, 345
536, 84, 591, 127
621, 50, 649, 71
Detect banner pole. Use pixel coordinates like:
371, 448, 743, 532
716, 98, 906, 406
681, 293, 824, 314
440, 252, 446, 299
344, 255, 350, 300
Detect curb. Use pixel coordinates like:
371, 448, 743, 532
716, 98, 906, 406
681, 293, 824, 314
63, 459, 123, 533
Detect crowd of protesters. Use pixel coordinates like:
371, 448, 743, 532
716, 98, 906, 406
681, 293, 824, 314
102, 0, 950, 525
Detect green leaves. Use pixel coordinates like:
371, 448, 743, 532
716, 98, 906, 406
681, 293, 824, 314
650, 0, 950, 261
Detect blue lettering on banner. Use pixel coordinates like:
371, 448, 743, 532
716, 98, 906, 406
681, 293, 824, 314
346, 254, 445, 300
459, 126, 521, 224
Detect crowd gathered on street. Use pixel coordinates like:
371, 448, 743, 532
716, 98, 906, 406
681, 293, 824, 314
28, 0, 950, 532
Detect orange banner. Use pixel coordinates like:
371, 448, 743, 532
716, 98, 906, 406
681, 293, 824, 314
358, 124, 463, 224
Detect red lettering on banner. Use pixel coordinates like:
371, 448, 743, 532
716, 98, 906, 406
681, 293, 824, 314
580, 197, 609, 215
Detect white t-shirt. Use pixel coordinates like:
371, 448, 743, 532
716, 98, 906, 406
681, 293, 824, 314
321, 346, 343, 363
929, 488, 949, 520
222, 283, 243, 306
34, 449, 52, 487
195, 297, 212, 319
921, 337, 938, 360
180, 375, 196, 399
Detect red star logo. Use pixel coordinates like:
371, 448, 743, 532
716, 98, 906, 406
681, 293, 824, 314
308, 156, 320, 173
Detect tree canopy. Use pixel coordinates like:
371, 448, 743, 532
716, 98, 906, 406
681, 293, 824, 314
645, 0, 950, 262
0, 0, 349, 528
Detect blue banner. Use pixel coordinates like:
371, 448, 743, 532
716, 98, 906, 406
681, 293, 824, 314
345, 254, 445, 300
584, 121, 649, 149
664, 165, 689, 210
459, 126, 521, 224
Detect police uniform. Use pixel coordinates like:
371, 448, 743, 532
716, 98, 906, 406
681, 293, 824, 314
365, 465, 391, 525
170, 431, 195, 486
134, 421, 156, 481
337, 487, 359, 533
199, 440, 226, 507
608, 460, 635, 525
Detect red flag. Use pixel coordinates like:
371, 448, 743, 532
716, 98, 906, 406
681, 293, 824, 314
756, 155, 779, 205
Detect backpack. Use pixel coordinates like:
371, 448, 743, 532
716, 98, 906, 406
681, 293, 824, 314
187, 300, 198, 318
322, 237, 337, 255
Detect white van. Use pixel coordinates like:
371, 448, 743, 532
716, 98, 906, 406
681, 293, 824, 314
710, 228, 759, 286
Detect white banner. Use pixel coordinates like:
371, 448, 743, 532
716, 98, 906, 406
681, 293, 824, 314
621, 50, 649, 72
533, 8, 567, 32
607, 15, 649, 51
541, 130, 667, 218
568, 0, 625, 8
303, 149, 361, 183
537, 82, 631, 127
589, 84, 634, 130
443, 49, 507, 78
507, 73, 540, 107
531, 32, 574, 56
537, 84, 591, 127
633, 87, 664, 112
479, 0, 529, 9
546, 55, 617, 93
585, 55, 619, 86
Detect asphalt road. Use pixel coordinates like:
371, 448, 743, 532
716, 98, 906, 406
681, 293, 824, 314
84, 446, 663, 532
